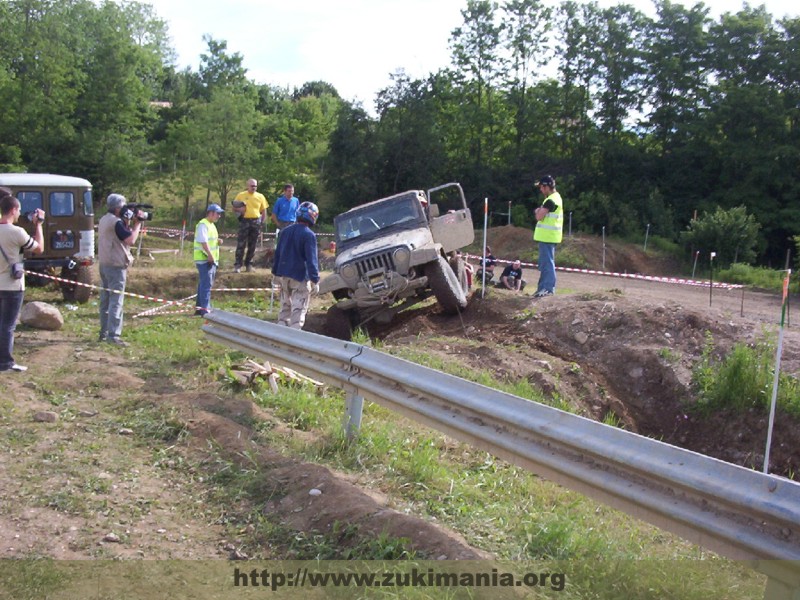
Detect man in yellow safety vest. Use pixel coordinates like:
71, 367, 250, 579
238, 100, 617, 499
194, 204, 224, 316
533, 175, 563, 298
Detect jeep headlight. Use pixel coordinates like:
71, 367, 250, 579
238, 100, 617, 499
340, 263, 357, 282
392, 247, 411, 274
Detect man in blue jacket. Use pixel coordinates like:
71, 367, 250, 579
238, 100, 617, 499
271, 201, 320, 329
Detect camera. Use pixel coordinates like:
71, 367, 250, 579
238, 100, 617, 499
121, 203, 154, 222
25, 208, 45, 223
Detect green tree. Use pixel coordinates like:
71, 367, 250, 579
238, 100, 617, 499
555, 1, 601, 171
257, 89, 342, 201
591, 4, 649, 220
645, 0, 711, 149
198, 35, 248, 96
159, 114, 206, 222
0, 0, 168, 196
502, 0, 552, 160
594, 4, 647, 141
1, 0, 83, 170
191, 89, 259, 209
293, 80, 340, 100
325, 103, 379, 214
72, 0, 163, 195
449, 0, 507, 189
681, 206, 761, 267
374, 71, 446, 194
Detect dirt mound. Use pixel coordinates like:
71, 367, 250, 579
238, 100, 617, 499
478, 225, 682, 274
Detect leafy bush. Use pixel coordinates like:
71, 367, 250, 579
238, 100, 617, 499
716, 263, 792, 291
681, 206, 760, 268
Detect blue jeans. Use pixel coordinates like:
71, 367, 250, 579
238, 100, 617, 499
537, 242, 557, 294
0, 290, 24, 370
195, 261, 217, 311
99, 265, 128, 340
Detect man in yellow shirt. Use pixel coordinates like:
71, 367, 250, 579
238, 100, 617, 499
232, 178, 268, 273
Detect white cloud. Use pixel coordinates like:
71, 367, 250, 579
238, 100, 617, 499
146, 0, 465, 107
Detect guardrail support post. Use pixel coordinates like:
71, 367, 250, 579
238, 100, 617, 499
344, 391, 364, 442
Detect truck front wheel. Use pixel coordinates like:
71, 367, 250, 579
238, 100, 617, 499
325, 305, 358, 340
426, 255, 467, 314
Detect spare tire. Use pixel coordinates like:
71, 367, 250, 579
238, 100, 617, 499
61, 264, 93, 303
426, 255, 467, 314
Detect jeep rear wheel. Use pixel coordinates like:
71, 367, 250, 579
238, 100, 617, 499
61, 264, 93, 303
325, 305, 358, 340
426, 255, 467, 314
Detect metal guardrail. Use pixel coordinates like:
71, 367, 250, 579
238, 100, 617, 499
203, 310, 800, 598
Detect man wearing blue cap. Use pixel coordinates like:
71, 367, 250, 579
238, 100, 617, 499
194, 204, 224, 316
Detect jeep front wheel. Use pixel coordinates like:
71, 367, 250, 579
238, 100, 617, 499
61, 264, 93, 303
325, 304, 358, 340
426, 255, 467, 314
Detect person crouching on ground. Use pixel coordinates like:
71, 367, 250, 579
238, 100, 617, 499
271, 202, 320, 329
193, 204, 224, 317
498, 259, 526, 292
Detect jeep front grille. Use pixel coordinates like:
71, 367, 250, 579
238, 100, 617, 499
355, 251, 396, 277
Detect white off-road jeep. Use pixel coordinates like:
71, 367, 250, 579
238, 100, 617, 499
319, 183, 474, 338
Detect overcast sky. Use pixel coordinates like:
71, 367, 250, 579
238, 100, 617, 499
144, 0, 798, 110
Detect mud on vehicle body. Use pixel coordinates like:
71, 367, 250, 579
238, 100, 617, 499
0, 173, 95, 303
319, 183, 474, 338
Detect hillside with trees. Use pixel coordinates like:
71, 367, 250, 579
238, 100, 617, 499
1, 0, 799, 267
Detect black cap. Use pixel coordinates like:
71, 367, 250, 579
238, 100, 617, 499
535, 175, 556, 188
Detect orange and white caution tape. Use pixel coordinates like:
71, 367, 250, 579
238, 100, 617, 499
23, 268, 279, 318
464, 254, 744, 290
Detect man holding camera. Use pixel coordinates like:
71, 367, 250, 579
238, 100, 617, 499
97, 193, 142, 346
0, 189, 44, 372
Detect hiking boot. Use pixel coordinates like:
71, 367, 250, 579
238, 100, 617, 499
533, 289, 554, 298
107, 337, 129, 347
10, 364, 28, 372
246, 265, 254, 272
234, 266, 241, 273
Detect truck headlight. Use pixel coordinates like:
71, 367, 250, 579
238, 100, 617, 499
341, 263, 357, 281
393, 247, 411, 274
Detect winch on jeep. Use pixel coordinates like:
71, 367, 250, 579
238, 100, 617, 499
319, 183, 474, 339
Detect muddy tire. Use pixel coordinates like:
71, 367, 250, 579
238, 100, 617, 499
325, 305, 357, 340
426, 255, 467, 314
61, 264, 93, 303
449, 255, 470, 293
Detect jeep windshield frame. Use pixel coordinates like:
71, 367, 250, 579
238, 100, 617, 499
334, 193, 427, 248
